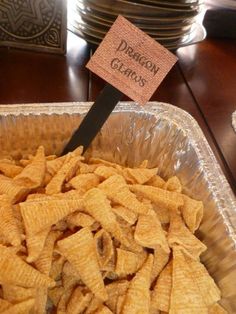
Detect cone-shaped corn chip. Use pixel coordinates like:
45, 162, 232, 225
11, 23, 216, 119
46, 156, 66, 177
0, 298, 11, 312
83, 188, 129, 247
146, 175, 165, 188
151, 261, 172, 313
94, 229, 114, 268
89, 157, 123, 169
33, 289, 47, 314
20, 199, 83, 235
68, 173, 100, 192
0, 246, 55, 288
134, 210, 169, 252
209, 303, 228, 314
163, 176, 182, 193
115, 249, 139, 276
78, 162, 102, 174
119, 225, 143, 254
2, 285, 35, 303
50, 255, 65, 281
0, 298, 35, 314
0, 162, 23, 178
14, 146, 46, 189
121, 254, 153, 314
0, 196, 21, 246
183, 253, 221, 306
0, 175, 29, 204
170, 247, 208, 313
130, 184, 184, 210
122, 167, 158, 184
112, 205, 138, 225
67, 212, 95, 228
181, 196, 204, 233
26, 227, 50, 263
99, 175, 150, 215
66, 287, 92, 314
116, 295, 126, 314
152, 203, 170, 224
19, 159, 31, 167
57, 228, 107, 301
151, 246, 170, 283
35, 231, 61, 275
85, 296, 103, 314
56, 286, 74, 314
48, 286, 64, 306
94, 166, 120, 179
168, 212, 206, 259
105, 280, 129, 312
46, 155, 81, 195
62, 262, 83, 291
94, 305, 113, 314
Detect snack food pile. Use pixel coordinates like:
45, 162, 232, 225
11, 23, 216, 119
0, 146, 227, 313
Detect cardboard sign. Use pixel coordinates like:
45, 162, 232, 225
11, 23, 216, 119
86, 15, 178, 105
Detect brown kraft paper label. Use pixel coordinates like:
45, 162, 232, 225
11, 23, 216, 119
86, 15, 178, 105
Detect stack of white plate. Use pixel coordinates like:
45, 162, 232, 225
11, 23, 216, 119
68, 0, 206, 50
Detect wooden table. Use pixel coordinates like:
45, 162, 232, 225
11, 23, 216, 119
0, 31, 235, 193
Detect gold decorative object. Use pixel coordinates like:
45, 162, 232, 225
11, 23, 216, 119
0, 0, 67, 54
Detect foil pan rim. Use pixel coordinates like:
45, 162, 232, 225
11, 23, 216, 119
0, 101, 235, 246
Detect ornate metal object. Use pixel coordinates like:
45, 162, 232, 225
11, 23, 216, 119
0, 0, 67, 54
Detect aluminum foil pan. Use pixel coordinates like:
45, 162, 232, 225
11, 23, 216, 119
0, 102, 235, 312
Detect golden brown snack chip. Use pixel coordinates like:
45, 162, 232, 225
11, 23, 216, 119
170, 247, 208, 314
94, 165, 120, 179
112, 205, 138, 225
26, 227, 50, 263
66, 212, 95, 228
0, 196, 22, 246
122, 254, 153, 314
20, 199, 83, 235
146, 175, 165, 188
14, 146, 46, 189
0, 175, 29, 204
66, 287, 92, 314
46, 155, 82, 195
89, 157, 123, 170
130, 184, 184, 210
48, 285, 64, 307
0, 298, 11, 312
168, 212, 207, 260
83, 188, 129, 247
0, 245, 54, 288
181, 196, 204, 233
94, 229, 114, 269
57, 228, 107, 301
163, 176, 182, 193
151, 246, 170, 283
135, 210, 169, 252
0, 162, 23, 178
183, 252, 221, 306
85, 296, 103, 314
151, 261, 172, 313
68, 173, 100, 192
94, 305, 113, 314
99, 175, 150, 214
105, 280, 129, 312
122, 167, 158, 184
209, 303, 228, 314
115, 248, 139, 277
2, 285, 35, 304
0, 298, 35, 314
